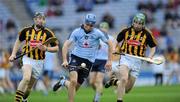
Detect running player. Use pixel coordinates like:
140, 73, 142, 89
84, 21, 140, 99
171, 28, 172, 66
9, 12, 59, 102
53, 14, 113, 102
89, 22, 115, 102
105, 13, 157, 102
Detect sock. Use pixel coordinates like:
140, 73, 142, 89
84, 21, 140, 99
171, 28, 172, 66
94, 92, 101, 102
110, 78, 118, 86
15, 90, 24, 102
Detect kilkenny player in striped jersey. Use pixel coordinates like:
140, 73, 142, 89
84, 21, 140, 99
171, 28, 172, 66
105, 13, 157, 102
9, 12, 59, 102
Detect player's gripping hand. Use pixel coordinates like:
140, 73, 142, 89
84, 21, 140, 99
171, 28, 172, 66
105, 60, 112, 72
62, 61, 68, 68
36, 43, 47, 51
9, 54, 16, 62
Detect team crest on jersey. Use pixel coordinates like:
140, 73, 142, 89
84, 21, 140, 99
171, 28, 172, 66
127, 40, 141, 46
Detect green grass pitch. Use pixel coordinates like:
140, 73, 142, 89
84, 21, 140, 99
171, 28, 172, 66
0, 85, 180, 102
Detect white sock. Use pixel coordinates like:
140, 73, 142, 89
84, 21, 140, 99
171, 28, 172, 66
94, 92, 101, 102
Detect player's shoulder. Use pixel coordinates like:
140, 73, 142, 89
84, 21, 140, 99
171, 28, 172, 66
20, 25, 32, 31
144, 27, 153, 35
94, 28, 104, 34
44, 27, 54, 34
119, 26, 130, 33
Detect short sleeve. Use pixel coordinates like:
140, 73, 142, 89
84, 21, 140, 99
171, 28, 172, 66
67, 30, 77, 42
99, 31, 109, 43
18, 28, 27, 42
146, 29, 157, 48
116, 28, 127, 43
45, 28, 58, 46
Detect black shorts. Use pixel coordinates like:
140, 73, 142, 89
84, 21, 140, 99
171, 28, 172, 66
91, 59, 106, 73
69, 54, 93, 84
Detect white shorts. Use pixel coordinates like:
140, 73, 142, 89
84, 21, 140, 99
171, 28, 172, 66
113, 55, 142, 78
22, 56, 44, 79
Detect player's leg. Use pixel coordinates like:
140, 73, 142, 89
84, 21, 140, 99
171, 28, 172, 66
15, 64, 32, 102
93, 72, 104, 102
125, 75, 136, 93
89, 72, 97, 90
92, 60, 106, 102
116, 65, 129, 102
68, 71, 78, 102
22, 76, 37, 102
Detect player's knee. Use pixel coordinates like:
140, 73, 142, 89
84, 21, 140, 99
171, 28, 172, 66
95, 80, 103, 86
70, 79, 77, 86
120, 77, 128, 85
89, 79, 94, 86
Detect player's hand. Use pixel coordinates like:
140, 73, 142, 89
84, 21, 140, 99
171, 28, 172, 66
36, 43, 47, 51
105, 60, 112, 72
61, 61, 68, 68
9, 54, 16, 62
147, 57, 153, 64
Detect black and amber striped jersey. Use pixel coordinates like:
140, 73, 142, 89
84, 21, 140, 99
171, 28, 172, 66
116, 26, 157, 57
18, 25, 57, 60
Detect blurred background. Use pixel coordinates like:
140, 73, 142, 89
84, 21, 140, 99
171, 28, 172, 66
0, 0, 180, 96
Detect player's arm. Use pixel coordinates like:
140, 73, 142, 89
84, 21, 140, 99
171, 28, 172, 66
62, 31, 76, 67
148, 47, 156, 58
46, 39, 59, 52
37, 28, 59, 52
100, 32, 113, 71
146, 29, 157, 58
9, 28, 26, 61
106, 39, 113, 62
62, 40, 73, 67
115, 27, 127, 53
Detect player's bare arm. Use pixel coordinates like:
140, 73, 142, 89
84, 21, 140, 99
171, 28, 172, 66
105, 40, 113, 71
62, 40, 72, 67
36, 42, 59, 52
9, 38, 22, 61
148, 47, 156, 59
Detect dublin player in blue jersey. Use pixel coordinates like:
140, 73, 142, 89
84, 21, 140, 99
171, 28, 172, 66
89, 22, 116, 102
53, 14, 113, 102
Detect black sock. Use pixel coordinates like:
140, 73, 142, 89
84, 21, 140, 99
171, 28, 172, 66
15, 90, 24, 102
117, 100, 123, 102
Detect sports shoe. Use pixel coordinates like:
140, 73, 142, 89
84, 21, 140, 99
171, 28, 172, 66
104, 74, 116, 88
104, 80, 112, 88
53, 76, 65, 91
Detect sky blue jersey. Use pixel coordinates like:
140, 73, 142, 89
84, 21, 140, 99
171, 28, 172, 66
68, 26, 109, 62
96, 35, 115, 60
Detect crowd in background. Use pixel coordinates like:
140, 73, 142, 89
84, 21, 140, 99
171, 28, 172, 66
0, 0, 180, 94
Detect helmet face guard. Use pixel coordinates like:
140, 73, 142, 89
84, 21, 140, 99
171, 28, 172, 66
85, 14, 96, 25
33, 12, 46, 28
132, 13, 146, 27
34, 12, 45, 19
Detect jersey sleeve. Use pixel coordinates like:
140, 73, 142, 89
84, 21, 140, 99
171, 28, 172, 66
67, 29, 77, 42
99, 31, 109, 43
116, 27, 127, 43
18, 28, 27, 42
45, 28, 58, 46
146, 29, 157, 48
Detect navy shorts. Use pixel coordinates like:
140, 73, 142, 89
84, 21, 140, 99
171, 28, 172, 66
91, 59, 106, 73
69, 54, 93, 84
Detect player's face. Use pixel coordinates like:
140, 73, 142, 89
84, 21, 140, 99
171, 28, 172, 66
34, 16, 45, 28
84, 23, 93, 31
133, 20, 143, 31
